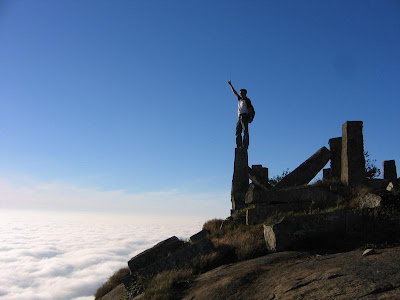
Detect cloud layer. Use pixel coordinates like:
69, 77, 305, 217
0, 176, 230, 219
0, 210, 204, 300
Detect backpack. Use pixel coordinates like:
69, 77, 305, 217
245, 98, 255, 123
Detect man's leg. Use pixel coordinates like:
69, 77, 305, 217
235, 118, 243, 148
242, 114, 249, 149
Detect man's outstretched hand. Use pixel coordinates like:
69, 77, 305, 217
228, 80, 232, 86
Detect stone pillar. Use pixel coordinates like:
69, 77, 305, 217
383, 160, 398, 185
323, 168, 332, 180
231, 147, 249, 212
329, 137, 342, 179
275, 147, 331, 189
341, 121, 365, 186
250, 165, 269, 186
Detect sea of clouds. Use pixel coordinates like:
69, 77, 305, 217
0, 210, 205, 300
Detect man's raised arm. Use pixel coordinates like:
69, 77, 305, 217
228, 80, 241, 100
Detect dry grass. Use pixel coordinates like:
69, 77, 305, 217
216, 225, 265, 261
203, 220, 266, 261
143, 269, 193, 300
94, 267, 130, 300
202, 218, 224, 236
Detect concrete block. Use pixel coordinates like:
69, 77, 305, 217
263, 207, 400, 252
263, 211, 354, 252
245, 186, 344, 224
383, 160, 398, 187
249, 165, 269, 186
128, 236, 184, 273
189, 229, 209, 244
329, 137, 342, 179
341, 121, 365, 186
123, 238, 214, 289
245, 184, 269, 204
275, 147, 331, 189
231, 147, 249, 211
247, 202, 311, 225
323, 168, 332, 180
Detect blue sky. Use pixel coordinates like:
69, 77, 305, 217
0, 0, 399, 217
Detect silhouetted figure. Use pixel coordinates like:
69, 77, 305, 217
228, 80, 252, 149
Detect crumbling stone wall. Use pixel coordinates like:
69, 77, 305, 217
329, 137, 342, 179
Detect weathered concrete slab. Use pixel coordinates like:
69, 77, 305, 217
249, 165, 268, 186
341, 121, 365, 186
365, 178, 390, 190
329, 137, 342, 179
383, 160, 398, 189
231, 147, 249, 211
128, 236, 184, 273
137, 238, 214, 277
245, 185, 342, 205
263, 211, 352, 252
275, 147, 331, 189
245, 184, 269, 205
247, 202, 311, 225
189, 229, 209, 244
264, 207, 400, 252
246, 186, 344, 224
123, 238, 214, 289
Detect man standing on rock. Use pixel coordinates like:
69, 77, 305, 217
228, 80, 254, 149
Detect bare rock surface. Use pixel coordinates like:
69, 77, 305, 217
183, 246, 400, 300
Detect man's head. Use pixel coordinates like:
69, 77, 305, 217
240, 88, 247, 98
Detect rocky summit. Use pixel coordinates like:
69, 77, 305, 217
97, 121, 400, 300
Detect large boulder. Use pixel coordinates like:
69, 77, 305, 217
358, 193, 382, 209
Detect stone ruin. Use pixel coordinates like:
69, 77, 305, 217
100, 121, 399, 299
231, 121, 399, 226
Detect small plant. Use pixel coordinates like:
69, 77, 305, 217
268, 169, 290, 187
365, 151, 381, 179
94, 267, 130, 300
